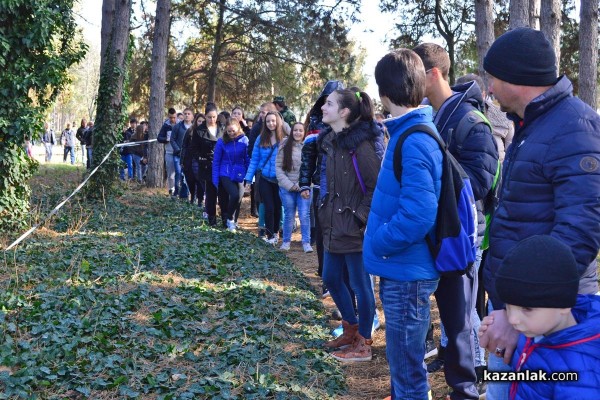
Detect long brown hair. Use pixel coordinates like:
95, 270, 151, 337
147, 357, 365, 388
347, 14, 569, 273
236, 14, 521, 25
282, 122, 305, 172
134, 124, 145, 141
258, 111, 283, 147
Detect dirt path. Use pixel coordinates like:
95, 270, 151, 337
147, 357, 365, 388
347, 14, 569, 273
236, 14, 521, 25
236, 195, 448, 400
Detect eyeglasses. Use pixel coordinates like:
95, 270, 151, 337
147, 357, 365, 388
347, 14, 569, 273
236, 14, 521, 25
425, 68, 433, 74
226, 130, 238, 134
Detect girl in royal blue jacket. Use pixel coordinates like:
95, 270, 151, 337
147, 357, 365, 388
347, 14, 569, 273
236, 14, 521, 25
212, 118, 249, 232
244, 111, 283, 244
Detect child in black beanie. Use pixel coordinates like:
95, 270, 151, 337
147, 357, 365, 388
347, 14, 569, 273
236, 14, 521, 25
481, 235, 600, 399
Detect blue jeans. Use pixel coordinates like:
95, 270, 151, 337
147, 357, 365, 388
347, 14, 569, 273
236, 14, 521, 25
279, 188, 311, 243
485, 302, 511, 400
64, 146, 75, 164
323, 251, 374, 338
120, 154, 133, 180
173, 155, 188, 198
380, 278, 439, 400
165, 152, 176, 192
132, 154, 143, 182
86, 147, 92, 169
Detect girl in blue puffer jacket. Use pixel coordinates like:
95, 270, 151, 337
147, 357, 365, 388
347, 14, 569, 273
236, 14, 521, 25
244, 111, 284, 244
212, 118, 249, 232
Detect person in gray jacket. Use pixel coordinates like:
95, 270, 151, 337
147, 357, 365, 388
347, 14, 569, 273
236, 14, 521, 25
41, 122, 55, 162
60, 123, 76, 165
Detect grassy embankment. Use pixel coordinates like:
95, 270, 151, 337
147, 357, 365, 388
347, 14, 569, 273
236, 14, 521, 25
0, 164, 344, 399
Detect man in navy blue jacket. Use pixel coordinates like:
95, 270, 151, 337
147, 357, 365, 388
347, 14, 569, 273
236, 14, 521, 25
478, 27, 600, 400
414, 43, 498, 400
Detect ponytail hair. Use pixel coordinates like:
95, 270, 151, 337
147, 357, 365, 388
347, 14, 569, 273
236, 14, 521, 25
334, 87, 374, 128
205, 102, 218, 115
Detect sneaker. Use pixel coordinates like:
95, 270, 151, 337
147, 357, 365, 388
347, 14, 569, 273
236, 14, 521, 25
303, 243, 313, 253
280, 242, 290, 250
322, 285, 330, 298
263, 237, 278, 246
424, 339, 438, 360
372, 310, 381, 334
202, 212, 208, 219
226, 219, 237, 233
427, 357, 445, 373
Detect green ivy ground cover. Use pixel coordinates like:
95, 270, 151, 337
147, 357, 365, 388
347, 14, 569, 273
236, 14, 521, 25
0, 165, 345, 399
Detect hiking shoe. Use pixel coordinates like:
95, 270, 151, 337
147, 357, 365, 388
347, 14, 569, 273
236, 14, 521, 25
424, 339, 438, 360
303, 243, 314, 253
331, 334, 372, 362
280, 242, 291, 251
324, 321, 358, 349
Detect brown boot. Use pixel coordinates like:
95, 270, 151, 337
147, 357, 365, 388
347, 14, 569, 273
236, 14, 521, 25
331, 333, 372, 362
323, 320, 358, 349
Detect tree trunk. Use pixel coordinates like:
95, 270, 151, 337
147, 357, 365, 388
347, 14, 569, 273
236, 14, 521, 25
100, 0, 116, 74
88, 0, 131, 196
578, 0, 598, 108
509, 0, 530, 28
206, 0, 226, 103
529, 0, 541, 29
540, 0, 561, 73
147, 0, 171, 188
474, 0, 495, 86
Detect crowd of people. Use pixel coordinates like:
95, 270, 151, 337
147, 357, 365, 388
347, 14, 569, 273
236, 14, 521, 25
35, 27, 600, 400
148, 28, 600, 400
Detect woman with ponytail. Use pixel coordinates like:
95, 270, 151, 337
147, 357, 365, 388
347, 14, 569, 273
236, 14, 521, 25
318, 87, 384, 362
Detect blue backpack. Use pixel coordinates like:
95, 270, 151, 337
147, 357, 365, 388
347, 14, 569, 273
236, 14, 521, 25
393, 124, 477, 276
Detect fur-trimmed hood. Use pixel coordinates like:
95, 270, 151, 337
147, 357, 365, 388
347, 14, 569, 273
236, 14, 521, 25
318, 120, 385, 151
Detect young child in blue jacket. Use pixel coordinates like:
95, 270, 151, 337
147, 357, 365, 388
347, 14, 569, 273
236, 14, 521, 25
482, 235, 600, 399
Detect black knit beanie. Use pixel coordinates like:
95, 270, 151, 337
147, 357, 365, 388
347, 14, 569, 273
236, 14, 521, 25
496, 235, 579, 308
484, 27, 558, 86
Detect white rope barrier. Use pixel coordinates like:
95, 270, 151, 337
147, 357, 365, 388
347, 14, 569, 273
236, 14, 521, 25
4, 139, 157, 251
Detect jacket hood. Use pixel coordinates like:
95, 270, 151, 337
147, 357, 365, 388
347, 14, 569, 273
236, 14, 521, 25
319, 120, 384, 150
320, 80, 344, 97
437, 80, 485, 133
540, 295, 600, 355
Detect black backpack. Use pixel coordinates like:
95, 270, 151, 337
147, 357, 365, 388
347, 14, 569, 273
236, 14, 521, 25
393, 124, 477, 276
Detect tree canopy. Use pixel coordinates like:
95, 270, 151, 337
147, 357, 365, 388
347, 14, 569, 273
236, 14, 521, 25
128, 0, 366, 118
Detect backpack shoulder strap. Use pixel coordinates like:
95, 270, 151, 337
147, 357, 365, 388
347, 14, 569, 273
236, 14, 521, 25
453, 109, 492, 149
393, 124, 444, 183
